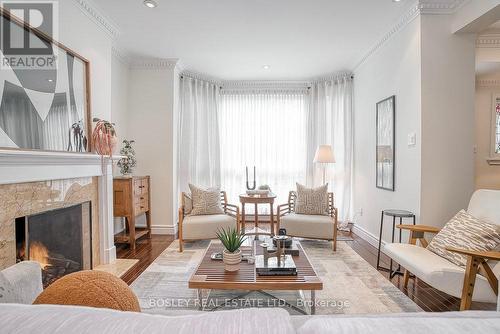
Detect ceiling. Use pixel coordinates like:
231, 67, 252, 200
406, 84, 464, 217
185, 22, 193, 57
97, 0, 413, 80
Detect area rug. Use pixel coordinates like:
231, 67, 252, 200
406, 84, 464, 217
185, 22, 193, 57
131, 240, 422, 315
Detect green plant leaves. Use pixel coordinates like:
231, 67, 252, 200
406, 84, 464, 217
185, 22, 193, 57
216, 227, 247, 253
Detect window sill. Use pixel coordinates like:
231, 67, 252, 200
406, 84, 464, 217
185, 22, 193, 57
486, 157, 500, 165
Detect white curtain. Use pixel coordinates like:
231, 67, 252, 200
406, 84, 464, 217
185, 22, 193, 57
219, 89, 308, 211
178, 76, 221, 193
307, 76, 353, 224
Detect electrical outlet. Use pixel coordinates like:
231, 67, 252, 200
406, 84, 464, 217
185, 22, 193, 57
359, 208, 363, 216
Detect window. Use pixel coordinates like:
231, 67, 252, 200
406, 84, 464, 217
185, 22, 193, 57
218, 90, 308, 211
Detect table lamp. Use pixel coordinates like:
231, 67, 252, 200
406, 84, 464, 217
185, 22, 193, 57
313, 145, 335, 185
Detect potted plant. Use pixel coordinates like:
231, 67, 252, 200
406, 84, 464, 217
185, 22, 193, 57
216, 228, 247, 272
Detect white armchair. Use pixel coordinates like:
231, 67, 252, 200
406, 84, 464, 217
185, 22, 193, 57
277, 191, 338, 251
384, 189, 500, 310
178, 191, 239, 252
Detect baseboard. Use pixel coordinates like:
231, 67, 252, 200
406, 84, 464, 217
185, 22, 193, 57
352, 224, 385, 249
151, 224, 177, 235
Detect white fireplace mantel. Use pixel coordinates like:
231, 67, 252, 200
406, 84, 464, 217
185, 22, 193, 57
0, 149, 124, 265
0, 149, 123, 185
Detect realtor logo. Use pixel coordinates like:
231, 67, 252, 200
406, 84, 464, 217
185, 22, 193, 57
1, 1, 58, 69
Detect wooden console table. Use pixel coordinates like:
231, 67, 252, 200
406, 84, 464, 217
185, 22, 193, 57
113, 176, 152, 250
239, 193, 276, 236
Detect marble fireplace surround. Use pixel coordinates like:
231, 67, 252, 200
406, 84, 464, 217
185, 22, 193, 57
0, 149, 118, 270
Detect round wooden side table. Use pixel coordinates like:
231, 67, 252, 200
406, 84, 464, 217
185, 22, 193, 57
239, 193, 277, 237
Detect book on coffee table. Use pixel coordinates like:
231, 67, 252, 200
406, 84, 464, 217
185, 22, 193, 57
255, 254, 297, 276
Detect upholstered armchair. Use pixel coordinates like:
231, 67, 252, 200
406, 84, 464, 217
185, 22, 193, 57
384, 189, 500, 310
178, 191, 240, 252
276, 191, 338, 251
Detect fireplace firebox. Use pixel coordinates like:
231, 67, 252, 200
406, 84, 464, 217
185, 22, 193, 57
15, 202, 92, 288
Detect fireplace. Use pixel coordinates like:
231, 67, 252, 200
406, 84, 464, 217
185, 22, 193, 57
15, 202, 92, 288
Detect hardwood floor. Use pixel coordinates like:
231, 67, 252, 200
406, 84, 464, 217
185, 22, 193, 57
116, 225, 496, 312
116, 234, 174, 285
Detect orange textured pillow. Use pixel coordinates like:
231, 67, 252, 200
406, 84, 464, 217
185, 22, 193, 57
33, 270, 140, 312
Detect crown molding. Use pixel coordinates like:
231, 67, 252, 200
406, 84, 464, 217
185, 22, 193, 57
73, 0, 120, 39
476, 34, 500, 49
476, 79, 500, 87
353, 0, 468, 71
419, 0, 469, 15
129, 58, 180, 70
111, 46, 130, 65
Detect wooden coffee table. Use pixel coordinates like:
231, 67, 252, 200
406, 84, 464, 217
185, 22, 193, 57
188, 240, 323, 314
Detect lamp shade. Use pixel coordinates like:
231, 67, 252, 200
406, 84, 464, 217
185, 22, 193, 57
313, 145, 335, 163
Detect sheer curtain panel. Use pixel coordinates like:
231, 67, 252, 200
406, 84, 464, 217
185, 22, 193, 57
219, 89, 308, 211
307, 75, 353, 224
178, 76, 221, 193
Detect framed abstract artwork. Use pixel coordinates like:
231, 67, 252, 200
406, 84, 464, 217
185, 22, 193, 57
0, 7, 91, 153
376, 95, 395, 191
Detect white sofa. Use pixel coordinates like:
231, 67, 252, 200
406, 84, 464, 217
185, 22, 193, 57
384, 189, 500, 306
1, 260, 500, 333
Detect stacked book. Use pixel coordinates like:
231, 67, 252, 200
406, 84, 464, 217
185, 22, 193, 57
255, 254, 297, 276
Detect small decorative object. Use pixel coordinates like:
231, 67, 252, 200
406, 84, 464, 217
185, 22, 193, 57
216, 227, 247, 272
210, 252, 223, 261
256, 237, 297, 276
92, 118, 118, 156
67, 120, 88, 152
376, 96, 395, 191
117, 140, 137, 176
245, 166, 256, 190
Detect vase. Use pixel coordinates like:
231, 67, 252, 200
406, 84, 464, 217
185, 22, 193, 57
223, 249, 242, 272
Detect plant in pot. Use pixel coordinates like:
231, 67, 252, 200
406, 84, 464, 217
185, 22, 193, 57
216, 228, 247, 272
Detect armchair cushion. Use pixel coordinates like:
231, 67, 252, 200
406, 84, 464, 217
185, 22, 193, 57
426, 210, 500, 267
384, 243, 497, 303
189, 184, 224, 216
295, 183, 328, 215
280, 213, 333, 240
182, 214, 236, 240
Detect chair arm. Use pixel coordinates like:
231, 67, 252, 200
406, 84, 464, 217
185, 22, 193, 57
396, 224, 440, 234
277, 203, 291, 217
446, 247, 500, 261
224, 203, 240, 217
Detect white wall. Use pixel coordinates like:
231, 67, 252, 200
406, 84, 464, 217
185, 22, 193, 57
353, 17, 422, 245
475, 71, 500, 190
420, 15, 476, 228
127, 66, 177, 235
353, 13, 477, 245
58, 1, 113, 123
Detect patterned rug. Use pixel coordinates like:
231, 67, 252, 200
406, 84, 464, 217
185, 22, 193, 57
131, 239, 422, 315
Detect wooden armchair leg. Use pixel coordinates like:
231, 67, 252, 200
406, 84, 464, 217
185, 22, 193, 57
460, 255, 480, 311
179, 237, 183, 252
403, 270, 411, 288
333, 216, 338, 252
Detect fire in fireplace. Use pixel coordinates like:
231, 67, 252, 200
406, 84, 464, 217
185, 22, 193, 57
15, 202, 92, 288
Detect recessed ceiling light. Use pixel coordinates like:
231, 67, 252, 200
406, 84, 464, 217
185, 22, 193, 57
393, 0, 402, 2
143, 0, 158, 8
263, 65, 270, 70
47, 79, 53, 82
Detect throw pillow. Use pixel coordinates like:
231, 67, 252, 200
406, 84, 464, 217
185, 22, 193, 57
427, 210, 500, 267
0, 272, 19, 303
294, 183, 329, 215
189, 184, 224, 216
183, 192, 193, 215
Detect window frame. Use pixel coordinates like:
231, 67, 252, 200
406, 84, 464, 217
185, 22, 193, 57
491, 94, 500, 159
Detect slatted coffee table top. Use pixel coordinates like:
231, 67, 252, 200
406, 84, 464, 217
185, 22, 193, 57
188, 241, 323, 291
